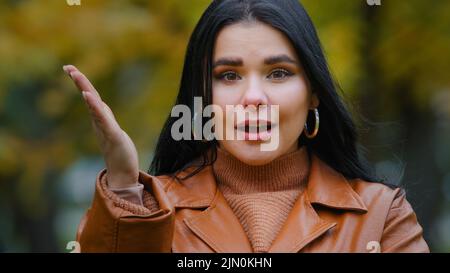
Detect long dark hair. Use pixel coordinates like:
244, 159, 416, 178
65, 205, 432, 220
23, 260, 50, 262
149, 0, 383, 185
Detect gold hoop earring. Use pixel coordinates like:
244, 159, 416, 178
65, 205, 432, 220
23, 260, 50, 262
304, 108, 319, 139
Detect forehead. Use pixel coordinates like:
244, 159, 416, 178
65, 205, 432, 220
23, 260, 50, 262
213, 22, 298, 60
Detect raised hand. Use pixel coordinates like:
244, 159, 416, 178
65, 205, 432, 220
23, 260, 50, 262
63, 65, 139, 188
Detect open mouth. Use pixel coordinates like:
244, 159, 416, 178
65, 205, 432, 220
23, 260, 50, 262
235, 120, 275, 140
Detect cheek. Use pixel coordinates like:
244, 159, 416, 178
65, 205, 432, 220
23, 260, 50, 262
212, 81, 239, 106
212, 83, 237, 137
275, 78, 310, 138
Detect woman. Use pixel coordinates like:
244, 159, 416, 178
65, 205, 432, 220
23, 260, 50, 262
64, 0, 429, 252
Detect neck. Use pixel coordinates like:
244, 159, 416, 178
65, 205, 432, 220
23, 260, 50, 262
213, 145, 311, 194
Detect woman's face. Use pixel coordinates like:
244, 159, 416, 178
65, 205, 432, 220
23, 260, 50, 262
212, 21, 319, 165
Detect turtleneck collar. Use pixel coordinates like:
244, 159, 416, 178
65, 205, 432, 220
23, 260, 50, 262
212, 145, 311, 194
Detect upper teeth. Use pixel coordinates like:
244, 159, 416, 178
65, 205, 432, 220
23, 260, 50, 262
237, 125, 270, 131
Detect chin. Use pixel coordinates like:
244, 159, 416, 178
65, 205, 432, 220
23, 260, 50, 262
219, 141, 283, 166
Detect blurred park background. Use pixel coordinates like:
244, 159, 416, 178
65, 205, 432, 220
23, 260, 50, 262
0, 0, 449, 252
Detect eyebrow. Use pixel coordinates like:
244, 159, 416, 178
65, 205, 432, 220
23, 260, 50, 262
213, 57, 243, 68
264, 54, 298, 65
213, 54, 298, 68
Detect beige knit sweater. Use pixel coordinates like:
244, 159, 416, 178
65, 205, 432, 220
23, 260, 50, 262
105, 146, 310, 253
213, 146, 310, 252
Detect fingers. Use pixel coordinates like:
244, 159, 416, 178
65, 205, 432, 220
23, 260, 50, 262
81, 91, 120, 138
62, 64, 78, 76
63, 65, 101, 100
63, 64, 122, 141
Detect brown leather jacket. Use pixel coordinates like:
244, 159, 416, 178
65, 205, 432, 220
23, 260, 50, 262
76, 154, 430, 253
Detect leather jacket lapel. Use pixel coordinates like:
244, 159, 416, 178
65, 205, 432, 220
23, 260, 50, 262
268, 192, 336, 253
184, 189, 253, 253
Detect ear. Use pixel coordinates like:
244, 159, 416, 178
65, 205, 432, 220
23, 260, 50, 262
310, 92, 319, 109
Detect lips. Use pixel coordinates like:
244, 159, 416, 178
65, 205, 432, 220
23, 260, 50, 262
235, 120, 275, 141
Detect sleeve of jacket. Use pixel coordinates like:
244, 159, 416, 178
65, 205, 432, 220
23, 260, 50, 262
380, 188, 430, 253
76, 168, 175, 253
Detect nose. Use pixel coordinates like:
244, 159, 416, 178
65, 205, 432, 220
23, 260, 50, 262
240, 74, 268, 109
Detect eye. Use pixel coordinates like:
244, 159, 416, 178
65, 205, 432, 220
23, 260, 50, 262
217, 71, 241, 82
267, 68, 293, 81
